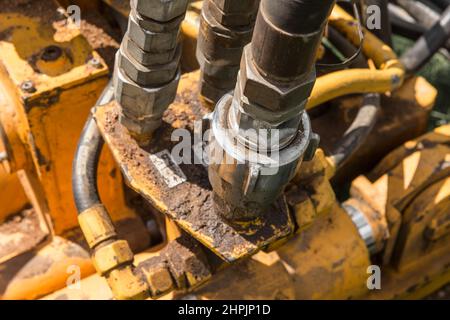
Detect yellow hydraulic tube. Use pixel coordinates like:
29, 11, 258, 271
306, 5, 405, 109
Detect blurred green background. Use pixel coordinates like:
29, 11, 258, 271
392, 35, 450, 129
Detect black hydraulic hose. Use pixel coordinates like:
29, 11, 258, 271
401, 5, 450, 73
389, 4, 428, 38
72, 81, 114, 213
251, 0, 336, 81
262, 0, 335, 34
419, 0, 444, 13
396, 0, 441, 28
330, 93, 380, 169
389, 3, 450, 54
432, 0, 450, 10
327, 27, 381, 169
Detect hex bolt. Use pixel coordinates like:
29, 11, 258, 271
89, 57, 102, 69
21, 80, 36, 93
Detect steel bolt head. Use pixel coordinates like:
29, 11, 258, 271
21, 80, 36, 93
131, 0, 189, 22
118, 42, 180, 87
113, 53, 180, 120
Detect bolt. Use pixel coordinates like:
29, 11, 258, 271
21, 80, 36, 93
89, 57, 102, 69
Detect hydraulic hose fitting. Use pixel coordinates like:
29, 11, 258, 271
196, 0, 260, 104
208, 0, 335, 220
114, 0, 189, 146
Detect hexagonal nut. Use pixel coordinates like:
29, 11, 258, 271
138, 258, 175, 298
206, 0, 258, 27
234, 73, 306, 126
240, 46, 316, 111
92, 240, 134, 275
118, 41, 180, 87
131, 0, 189, 22
196, 47, 240, 81
199, 78, 228, 103
132, 7, 184, 33
202, 70, 237, 89
212, 0, 260, 15
113, 54, 180, 119
199, 5, 253, 62
125, 38, 179, 67
128, 11, 179, 52
163, 238, 212, 289
106, 265, 150, 300
125, 34, 179, 66
120, 114, 163, 143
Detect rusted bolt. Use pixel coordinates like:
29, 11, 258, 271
40, 45, 63, 62
21, 80, 36, 93
89, 57, 102, 69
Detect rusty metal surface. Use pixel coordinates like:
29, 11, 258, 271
94, 72, 294, 262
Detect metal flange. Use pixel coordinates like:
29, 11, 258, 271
93, 81, 294, 262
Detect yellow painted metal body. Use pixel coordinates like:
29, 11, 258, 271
348, 126, 450, 299
0, 2, 149, 299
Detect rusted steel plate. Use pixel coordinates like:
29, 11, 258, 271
93, 83, 294, 262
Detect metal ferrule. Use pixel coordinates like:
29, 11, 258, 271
208, 93, 312, 220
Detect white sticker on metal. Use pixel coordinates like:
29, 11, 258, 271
149, 150, 187, 188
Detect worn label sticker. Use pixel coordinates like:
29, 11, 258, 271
149, 150, 187, 188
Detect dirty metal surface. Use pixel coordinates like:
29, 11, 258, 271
0, 208, 48, 265
94, 74, 294, 262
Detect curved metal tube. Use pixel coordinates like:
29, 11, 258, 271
307, 5, 405, 109
324, 27, 381, 170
